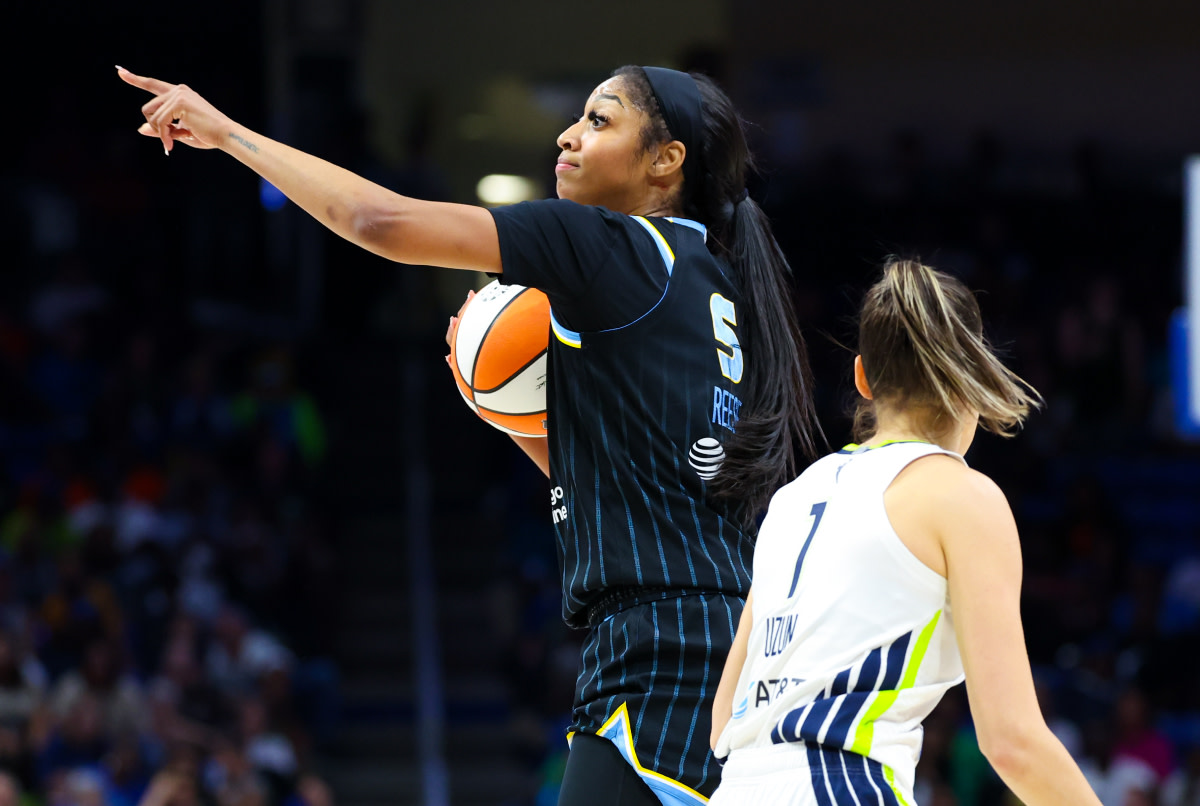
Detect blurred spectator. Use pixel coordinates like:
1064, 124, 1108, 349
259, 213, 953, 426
214, 501, 284, 625
204, 606, 293, 700
235, 698, 296, 804
1162, 744, 1200, 806
114, 464, 169, 555
27, 316, 103, 446
50, 637, 148, 740
100, 733, 156, 806
175, 541, 225, 630
203, 738, 269, 806
0, 630, 44, 788
1, 483, 78, 567
93, 330, 171, 466
137, 766, 201, 806
286, 774, 333, 806
169, 352, 234, 452
0, 573, 38, 676
1036, 677, 1084, 760
1054, 273, 1146, 445
148, 629, 230, 743
1112, 687, 1176, 783
1162, 556, 1200, 630
230, 347, 326, 472
115, 539, 180, 679
276, 520, 337, 660
1106, 758, 1159, 806
0, 771, 20, 806
51, 767, 107, 806
37, 550, 124, 679
35, 693, 109, 787
28, 261, 107, 338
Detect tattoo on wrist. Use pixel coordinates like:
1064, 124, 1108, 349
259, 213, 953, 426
228, 132, 260, 153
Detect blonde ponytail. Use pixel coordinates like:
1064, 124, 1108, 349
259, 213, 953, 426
854, 258, 1042, 441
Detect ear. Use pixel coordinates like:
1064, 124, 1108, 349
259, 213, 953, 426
649, 140, 687, 181
853, 355, 873, 400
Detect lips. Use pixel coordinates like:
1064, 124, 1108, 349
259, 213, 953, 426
555, 157, 578, 174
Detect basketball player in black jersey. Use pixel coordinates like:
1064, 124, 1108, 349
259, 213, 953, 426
120, 63, 822, 805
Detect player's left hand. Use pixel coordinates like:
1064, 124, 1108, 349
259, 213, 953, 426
117, 66, 230, 154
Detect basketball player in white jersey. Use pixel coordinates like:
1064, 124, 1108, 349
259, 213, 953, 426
708, 259, 1103, 805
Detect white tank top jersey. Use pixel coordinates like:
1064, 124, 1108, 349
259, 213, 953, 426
714, 441, 967, 805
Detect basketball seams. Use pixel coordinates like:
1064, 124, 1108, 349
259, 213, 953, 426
475, 291, 550, 389
474, 348, 547, 394
451, 279, 549, 437
468, 286, 518, 392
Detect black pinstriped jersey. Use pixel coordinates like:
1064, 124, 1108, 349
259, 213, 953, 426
492, 200, 753, 627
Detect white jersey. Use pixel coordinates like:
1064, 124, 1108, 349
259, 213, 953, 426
714, 441, 966, 805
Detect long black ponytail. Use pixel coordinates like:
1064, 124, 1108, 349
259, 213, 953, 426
614, 66, 824, 524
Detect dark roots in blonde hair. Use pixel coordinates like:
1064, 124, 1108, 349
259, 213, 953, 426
853, 258, 1042, 443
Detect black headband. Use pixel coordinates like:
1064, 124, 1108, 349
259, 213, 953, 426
641, 66, 703, 192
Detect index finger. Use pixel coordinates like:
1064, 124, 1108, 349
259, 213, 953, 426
116, 66, 175, 96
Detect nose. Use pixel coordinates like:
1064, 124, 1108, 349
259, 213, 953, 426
557, 119, 582, 151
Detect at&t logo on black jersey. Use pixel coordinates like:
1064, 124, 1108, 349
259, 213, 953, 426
689, 437, 725, 480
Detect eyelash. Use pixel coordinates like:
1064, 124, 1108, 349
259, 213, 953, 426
586, 111, 609, 128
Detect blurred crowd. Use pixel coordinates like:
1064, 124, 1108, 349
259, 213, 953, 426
7, 45, 1200, 806
0, 137, 342, 806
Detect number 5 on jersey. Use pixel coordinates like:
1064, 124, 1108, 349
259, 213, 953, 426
787, 502, 827, 597
710, 294, 743, 383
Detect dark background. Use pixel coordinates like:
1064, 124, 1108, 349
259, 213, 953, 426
2, 2, 1199, 806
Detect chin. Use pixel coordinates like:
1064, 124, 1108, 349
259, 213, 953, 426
556, 180, 580, 203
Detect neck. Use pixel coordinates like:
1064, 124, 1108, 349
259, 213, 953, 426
626, 183, 683, 219
865, 412, 961, 454
636, 207, 679, 218
628, 200, 682, 218
863, 427, 939, 448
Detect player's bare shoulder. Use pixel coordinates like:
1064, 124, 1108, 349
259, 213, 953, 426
887, 452, 968, 508
884, 454, 1009, 576
894, 456, 1010, 519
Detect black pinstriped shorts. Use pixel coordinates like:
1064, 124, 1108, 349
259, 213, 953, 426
569, 590, 746, 802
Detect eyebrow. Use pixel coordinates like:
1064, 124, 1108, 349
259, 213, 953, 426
592, 93, 625, 108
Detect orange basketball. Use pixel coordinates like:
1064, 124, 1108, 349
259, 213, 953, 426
449, 279, 550, 438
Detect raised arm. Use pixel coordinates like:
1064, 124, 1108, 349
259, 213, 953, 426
929, 465, 1102, 806
117, 67, 501, 273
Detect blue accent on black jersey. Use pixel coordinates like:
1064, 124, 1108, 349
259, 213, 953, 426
491, 200, 754, 797
492, 200, 753, 626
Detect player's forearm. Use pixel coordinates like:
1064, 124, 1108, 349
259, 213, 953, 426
510, 435, 550, 477
710, 671, 736, 749
981, 723, 1102, 806
711, 593, 753, 749
218, 121, 410, 260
